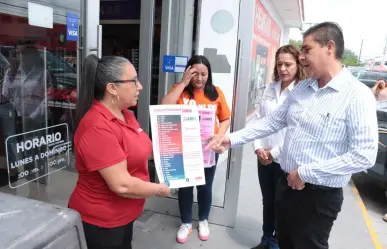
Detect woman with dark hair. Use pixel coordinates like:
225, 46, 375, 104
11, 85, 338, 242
69, 54, 170, 249
251, 44, 306, 249
161, 55, 231, 243
371, 78, 387, 101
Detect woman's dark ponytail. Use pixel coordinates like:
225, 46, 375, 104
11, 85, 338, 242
73, 55, 131, 132
74, 54, 99, 132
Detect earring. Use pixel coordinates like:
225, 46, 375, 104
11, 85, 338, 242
111, 93, 120, 105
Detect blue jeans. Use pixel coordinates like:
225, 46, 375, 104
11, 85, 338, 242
178, 153, 219, 223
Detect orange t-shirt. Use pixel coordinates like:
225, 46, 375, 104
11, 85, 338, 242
169, 84, 231, 133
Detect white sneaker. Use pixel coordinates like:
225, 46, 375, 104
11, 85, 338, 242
176, 223, 192, 243
198, 220, 210, 241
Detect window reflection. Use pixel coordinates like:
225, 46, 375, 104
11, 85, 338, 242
0, 11, 77, 189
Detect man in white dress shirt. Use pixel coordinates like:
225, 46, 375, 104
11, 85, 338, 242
206, 22, 378, 249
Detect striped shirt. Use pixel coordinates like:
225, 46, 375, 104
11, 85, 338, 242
229, 68, 378, 188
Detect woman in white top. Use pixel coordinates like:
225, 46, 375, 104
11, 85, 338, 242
251, 45, 306, 249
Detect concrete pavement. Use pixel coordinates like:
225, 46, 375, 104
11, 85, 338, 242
133, 145, 379, 249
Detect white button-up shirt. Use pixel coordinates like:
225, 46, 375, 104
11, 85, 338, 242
2, 65, 48, 119
230, 68, 378, 188
253, 80, 295, 164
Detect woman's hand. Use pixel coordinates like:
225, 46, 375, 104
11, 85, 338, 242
256, 149, 272, 165
180, 66, 196, 86
372, 79, 386, 97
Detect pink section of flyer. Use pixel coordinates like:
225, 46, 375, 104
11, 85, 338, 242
198, 108, 216, 168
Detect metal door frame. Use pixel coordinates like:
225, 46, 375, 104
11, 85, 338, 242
81, 0, 101, 60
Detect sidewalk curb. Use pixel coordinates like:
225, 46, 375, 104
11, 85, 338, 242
351, 182, 384, 249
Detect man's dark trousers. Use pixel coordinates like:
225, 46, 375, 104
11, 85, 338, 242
275, 172, 344, 249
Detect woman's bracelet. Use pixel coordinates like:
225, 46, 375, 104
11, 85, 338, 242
154, 187, 163, 196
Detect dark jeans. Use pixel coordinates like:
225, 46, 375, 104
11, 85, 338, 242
275, 172, 344, 249
257, 161, 282, 238
178, 153, 219, 223
82, 221, 134, 249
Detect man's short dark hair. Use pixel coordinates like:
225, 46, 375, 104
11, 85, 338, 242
303, 22, 344, 60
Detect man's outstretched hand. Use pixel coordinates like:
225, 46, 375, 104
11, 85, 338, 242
204, 134, 230, 154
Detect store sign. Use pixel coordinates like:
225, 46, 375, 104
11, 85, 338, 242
162, 55, 188, 73
246, 0, 281, 119
5, 124, 70, 188
66, 13, 79, 41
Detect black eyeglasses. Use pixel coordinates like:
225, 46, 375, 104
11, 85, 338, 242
111, 78, 139, 87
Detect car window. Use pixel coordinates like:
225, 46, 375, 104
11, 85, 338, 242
360, 71, 379, 80
41, 50, 76, 74
379, 72, 387, 80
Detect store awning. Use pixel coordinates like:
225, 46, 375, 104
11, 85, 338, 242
272, 0, 304, 28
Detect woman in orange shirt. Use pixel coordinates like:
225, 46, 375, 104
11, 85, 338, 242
161, 55, 231, 244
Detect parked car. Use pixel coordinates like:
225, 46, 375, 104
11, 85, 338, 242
351, 70, 387, 88
364, 101, 387, 194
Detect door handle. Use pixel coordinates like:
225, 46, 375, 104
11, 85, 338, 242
89, 25, 102, 58
230, 39, 242, 133
226, 39, 242, 180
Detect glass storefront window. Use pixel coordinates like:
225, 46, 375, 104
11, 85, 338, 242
0, 1, 79, 206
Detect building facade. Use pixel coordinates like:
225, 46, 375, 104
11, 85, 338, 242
0, 0, 303, 227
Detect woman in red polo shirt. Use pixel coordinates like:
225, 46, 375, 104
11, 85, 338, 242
69, 54, 170, 249
161, 55, 231, 243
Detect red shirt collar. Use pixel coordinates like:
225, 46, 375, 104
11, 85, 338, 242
92, 100, 136, 129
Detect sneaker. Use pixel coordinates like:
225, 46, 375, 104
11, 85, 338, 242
269, 236, 279, 249
198, 220, 210, 241
251, 236, 270, 249
176, 223, 192, 244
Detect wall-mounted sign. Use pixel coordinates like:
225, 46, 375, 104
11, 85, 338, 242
66, 13, 79, 41
6, 124, 70, 188
246, 0, 282, 118
162, 55, 188, 73
28, 2, 53, 29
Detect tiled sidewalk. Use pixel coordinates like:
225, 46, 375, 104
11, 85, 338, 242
133, 146, 376, 249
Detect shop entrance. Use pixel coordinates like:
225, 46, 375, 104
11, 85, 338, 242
96, 0, 237, 226
0, 0, 239, 227
100, 0, 162, 116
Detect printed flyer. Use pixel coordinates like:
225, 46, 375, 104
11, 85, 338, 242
149, 105, 206, 189
198, 108, 216, 168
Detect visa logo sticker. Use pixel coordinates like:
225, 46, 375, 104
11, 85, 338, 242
66, 12, 78, 41
164, 65, 173, 71
68, 30, 78, 36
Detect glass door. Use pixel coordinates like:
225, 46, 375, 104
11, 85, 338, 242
0, 0, 99, 207
143, 0, 249, 227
